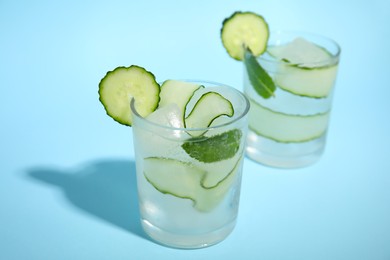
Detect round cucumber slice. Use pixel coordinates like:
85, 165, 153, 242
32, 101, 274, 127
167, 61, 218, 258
221, 11, 269, 60
248, 98, 330, 143
98, 65, 160, 126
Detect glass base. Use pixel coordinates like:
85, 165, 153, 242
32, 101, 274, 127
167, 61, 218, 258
141, 218, 236, 249
245, 130, 326, 168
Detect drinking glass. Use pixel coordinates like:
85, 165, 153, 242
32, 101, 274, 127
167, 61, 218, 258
244, 31, 341, 168
131, 81, 249, 248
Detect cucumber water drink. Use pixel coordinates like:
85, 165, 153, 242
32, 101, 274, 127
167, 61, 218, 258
244, 31, 340, 168
130, 80, 249, 248
99, 66, 249, 248
220, 12, 341, 168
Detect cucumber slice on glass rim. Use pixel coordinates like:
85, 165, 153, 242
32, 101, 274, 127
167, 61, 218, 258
221, 11, 269, 60
98, 65, 160, 126
221, 11, 275, 99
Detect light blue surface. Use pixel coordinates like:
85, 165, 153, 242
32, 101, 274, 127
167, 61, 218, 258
1, 0, 389, 259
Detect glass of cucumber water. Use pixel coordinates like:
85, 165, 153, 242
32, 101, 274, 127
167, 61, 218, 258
220, 12, 341, 168
244, 31, 341, 168
130, 80, 250, 248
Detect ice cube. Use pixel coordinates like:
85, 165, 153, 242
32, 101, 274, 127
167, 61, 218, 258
269, 37, 331, 67
134, 104, 188, 158
146, 103, 184, 128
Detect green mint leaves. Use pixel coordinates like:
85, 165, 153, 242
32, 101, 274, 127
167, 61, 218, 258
182, 129, 242, 163
244, 47, 276, 99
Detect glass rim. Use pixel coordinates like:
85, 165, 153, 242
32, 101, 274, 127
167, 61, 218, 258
130, 79, 250, 132
259, 30, 341, 66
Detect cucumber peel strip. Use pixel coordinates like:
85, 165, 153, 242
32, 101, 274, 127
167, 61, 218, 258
159, 80, 205, 124
200, 153, 243, 189
248, 98, 330, 143
143, 156, 242, 211
185, 91, 234, 137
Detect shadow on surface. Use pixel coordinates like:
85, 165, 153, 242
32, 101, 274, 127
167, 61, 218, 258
26, 159, 147, 240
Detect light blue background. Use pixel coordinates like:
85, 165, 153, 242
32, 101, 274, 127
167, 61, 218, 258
1, 0, 389, 259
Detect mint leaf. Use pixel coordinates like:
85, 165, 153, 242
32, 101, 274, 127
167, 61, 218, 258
244, 47, 276, 99
182, 129, 242, 163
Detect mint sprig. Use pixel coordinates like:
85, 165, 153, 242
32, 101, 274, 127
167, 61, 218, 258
182, 129, 242, 163
244, 47, 276, 99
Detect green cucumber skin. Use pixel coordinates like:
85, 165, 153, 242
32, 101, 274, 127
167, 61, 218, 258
184, 91, 234, 137
185, 92, 234, 127
248, 98, 330, 117
249, 125, 326, 144
200, 153, 243, 189
144, 174, 196, 203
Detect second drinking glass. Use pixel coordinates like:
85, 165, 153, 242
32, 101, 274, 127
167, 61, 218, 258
244, 31, 341, 168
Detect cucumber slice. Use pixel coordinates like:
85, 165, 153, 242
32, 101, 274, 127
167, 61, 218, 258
199, 157, 241, 209
267, 38, 338, 98
248, 98, 329, 143
221, 11, 269, 60
144, 157, 205, 202
185, 91, 234, 136
159, 80, 204, 123
201, 150, 243, 189
182, 129, 242, 163
143, 157, 241, 211
98, 65, 160, 126
275, 65, 338, 98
